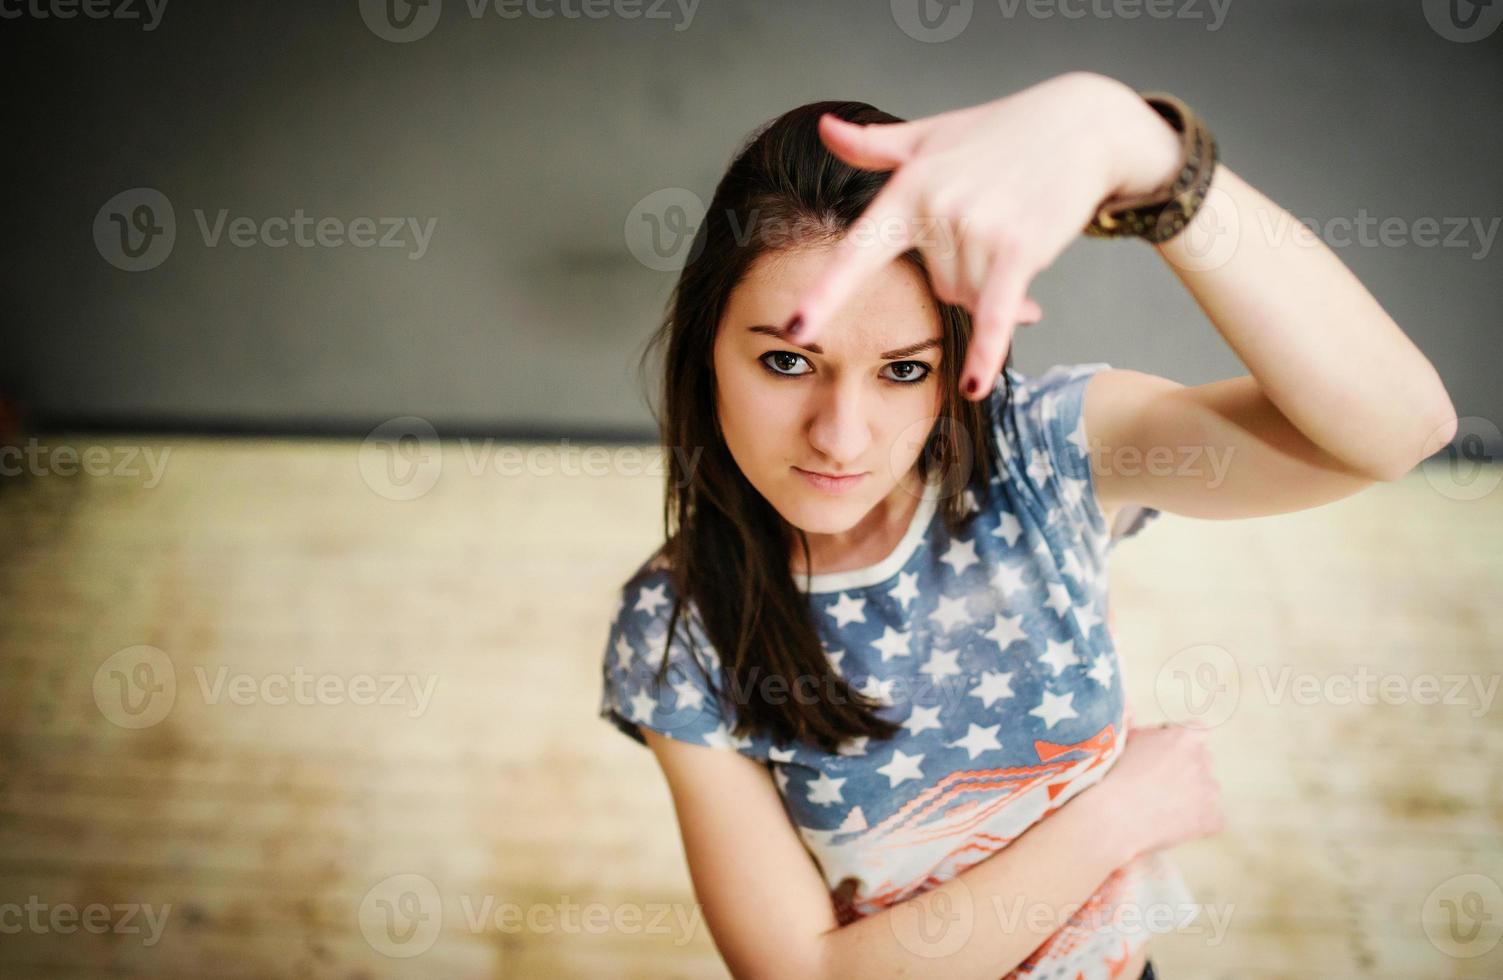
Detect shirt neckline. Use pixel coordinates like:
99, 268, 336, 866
794, 473, 944, 594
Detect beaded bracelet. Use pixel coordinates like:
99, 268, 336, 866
1083, 91, 1218, 244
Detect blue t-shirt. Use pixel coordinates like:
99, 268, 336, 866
599, 362, 1197, 978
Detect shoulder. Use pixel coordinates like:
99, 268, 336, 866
990, 361, 1164, 546
991, 360, 1113, 474
601, 546, 745, 750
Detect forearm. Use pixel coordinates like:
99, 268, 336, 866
1093, 75, 1458, 481
813, 783, 1133, 980
1154, 164, 1457, 479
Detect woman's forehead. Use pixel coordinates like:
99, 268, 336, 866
728, 248, 941, 346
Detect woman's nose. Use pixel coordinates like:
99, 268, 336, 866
806, 380, 872, 467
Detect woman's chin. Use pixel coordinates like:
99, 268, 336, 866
775, 489, 870, 536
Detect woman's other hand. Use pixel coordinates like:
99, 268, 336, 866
1095, 722, 1226, 861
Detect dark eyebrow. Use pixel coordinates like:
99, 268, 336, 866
746, 325, 941, 360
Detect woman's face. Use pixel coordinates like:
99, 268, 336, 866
712, 243, 946, 539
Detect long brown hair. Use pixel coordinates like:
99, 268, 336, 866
636, 100, 1014, 756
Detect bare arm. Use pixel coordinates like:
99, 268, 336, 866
644, 727, 1139, 980
814, 777, 1133, 979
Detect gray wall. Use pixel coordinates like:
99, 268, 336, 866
6, 0, 1499, 445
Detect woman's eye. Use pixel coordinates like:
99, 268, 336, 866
759, 353, 932, 384
881, 361, 932, 384
760, 351, 812, 377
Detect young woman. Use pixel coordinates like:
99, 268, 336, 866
599, 71, 1457, 979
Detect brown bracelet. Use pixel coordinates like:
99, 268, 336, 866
1083, 91, 1218, 244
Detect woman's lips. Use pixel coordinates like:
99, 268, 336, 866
794, 466, 869, 494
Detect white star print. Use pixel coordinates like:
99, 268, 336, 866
990, 560, 1028, 596
1039, 638, 1080, 677
991, 511, 1023, 546
768, 744, 797, 763
1059, 475, 1087, 512
670, 678, 704, 712
1060, 549, 1086, 584
940, 538, 980, 576
983, 612, 1028, 651
807, 771, 846, 805
876, 749, 925, 788
1074, 601, 1103, 636
837, 735, 869, 757
947, 722, 1003, 760
1044, 581, 1073, 619
871, 626, 913, 662
856, 675, 897, 706
1067, 412, 1089, 457
635, 583, 668, 616
837, 806, 868, 833
614, 634, 635, 670
920, 646, 962, 682
969, 670, 1016, 708
1087, 653, 1115, 688
628, 689, 655, 722
1026, 448, 1054, 485
827, 593, 867, 627
889, 571, 920, 610
702, 722, 735, 749
824, 647, 846, 674
1030, 689, 1078, 729
642, 632, 668, 670
930, 595, 970, 632
902, 704, 943, 736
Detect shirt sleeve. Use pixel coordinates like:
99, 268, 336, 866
995, 362, 1162, 553
598, 566, 765, 757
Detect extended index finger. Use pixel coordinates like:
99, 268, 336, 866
782, 174, 918, 342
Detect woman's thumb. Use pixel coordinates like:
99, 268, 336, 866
818, 114, 926, 170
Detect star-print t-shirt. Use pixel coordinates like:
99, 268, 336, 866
599, 361, 1198, 979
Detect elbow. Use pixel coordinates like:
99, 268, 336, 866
1365, 405, 1459, 483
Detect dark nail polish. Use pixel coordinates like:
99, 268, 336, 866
964, 376, 978, 395
783, 314, 803, 338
